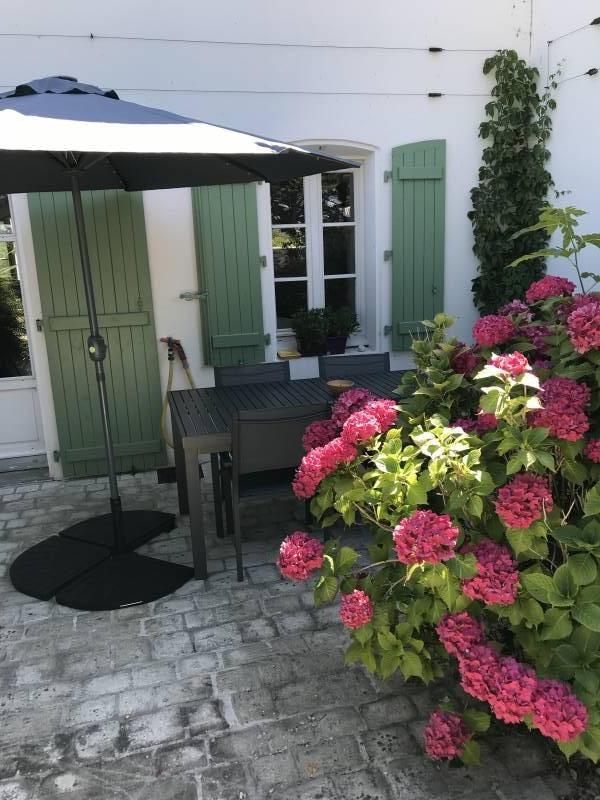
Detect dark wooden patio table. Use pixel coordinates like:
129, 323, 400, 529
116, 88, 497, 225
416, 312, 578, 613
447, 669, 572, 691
169, 371, 405, 579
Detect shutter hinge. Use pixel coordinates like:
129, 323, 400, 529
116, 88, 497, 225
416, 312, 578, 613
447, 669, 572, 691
264, 333, 271, 346
432, 285, 438, 295
384, 250, 393, 261
179, 291, 208, 301
259, 256, 267, 268
384, 170, 393, 183
52, 450, 60, 463
383, 325, 393, 336
35, 318, 43, 331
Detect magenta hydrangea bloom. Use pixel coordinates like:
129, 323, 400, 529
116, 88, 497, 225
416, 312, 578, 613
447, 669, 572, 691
461, 540, 519, 606
499, 299, 532, 320
541, 376, 591, 408
489, 351, 530, 376
451, 343, 481, 375
519, 323, 552, 355
302, 418, 338, 453
458, 644, 502, 703
436, 612, 486, 659
472, 315, 515, 347
532, 679, 589, 742
476, 412, 498, 434
424, 710, 470, 761
525, 275, 575, 304
292, 437, 357, 499
393, 510, 459, 565
488, 657, 537, 724
528, 376, 590, 442
363, 398, 398, 432
341, 409, 381, 446
339, 589, 373, 629
277, 532, 324, 581
585, 439, 600, 463
331, 387, 375, 428
495, 473, 553, 529
567, 300, 600, 354
451, 417, 477, 433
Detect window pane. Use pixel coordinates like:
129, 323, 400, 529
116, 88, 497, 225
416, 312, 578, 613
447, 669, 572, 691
270, 178, 305, 224
322, 173, 354, 222
273, 228, 307, 278
325, 277, 356, 313
0, 241, 31, 377
323, 227, 355, 275
0, 194, 12, 235
275, 281, 308, 329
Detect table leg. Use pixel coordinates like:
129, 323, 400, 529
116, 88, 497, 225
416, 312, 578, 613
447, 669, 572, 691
211, 453, 225, 539
184, 445, 207, 580
173, 423, 189, 516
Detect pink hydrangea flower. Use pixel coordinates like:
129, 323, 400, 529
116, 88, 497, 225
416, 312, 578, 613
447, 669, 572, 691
340, 409, 381, 445
451, 418, 477, 433
393, 510, 459, 565
458, 644, 502, 703
585, 439, 600, 463
363, 398, 398, 432
476, 412, 498, 434
499, 299, 532, 320
525, 275, 575, 304
424, 710, 470, 761
451, 343, 480, 375
495, 473, 553, 529
488, 657, 537, 724
472, 315, 515, 348
339, 589, 373, 628
532, 359, 552, 371
277, 532, 324, 581
519, 323, 552, 354
331, 388, 374, 427
567, 300, 600, 354
532, 679, 589, 742
489, 352, 530, 376
528, 377, 590, 442
292, 437, 357, 499
436, 612, 486, 659
302, 418, 338, 452
461, 540, 519, 605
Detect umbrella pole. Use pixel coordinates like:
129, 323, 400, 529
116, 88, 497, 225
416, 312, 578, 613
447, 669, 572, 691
69, 172, 123, 552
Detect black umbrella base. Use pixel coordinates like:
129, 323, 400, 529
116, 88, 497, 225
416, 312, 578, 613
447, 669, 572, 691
10, 537, 193, 609
59, 509, 176, 552
56, 553, 193, 611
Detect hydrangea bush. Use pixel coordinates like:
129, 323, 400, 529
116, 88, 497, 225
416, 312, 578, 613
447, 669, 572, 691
277, 273, 600, 766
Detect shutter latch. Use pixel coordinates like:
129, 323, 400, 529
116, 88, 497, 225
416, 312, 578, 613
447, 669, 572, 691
259, 256, 268, 268
432, 285, 438, 295
384, 250, 393, 262
179, 291, 208, 301
35, 318, 43, 331
384, 170, 393, 183
384, 325, 392, 336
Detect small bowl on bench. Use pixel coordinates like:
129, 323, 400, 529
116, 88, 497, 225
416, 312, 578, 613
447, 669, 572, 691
326, 379, 355, 397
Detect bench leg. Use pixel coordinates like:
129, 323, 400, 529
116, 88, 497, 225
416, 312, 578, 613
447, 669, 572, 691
210, 453, 225, 539
173, 429, 189, 515
185, 446, 207, 580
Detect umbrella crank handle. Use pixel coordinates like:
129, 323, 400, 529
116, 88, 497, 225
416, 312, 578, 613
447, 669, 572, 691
88, 334, 108, 362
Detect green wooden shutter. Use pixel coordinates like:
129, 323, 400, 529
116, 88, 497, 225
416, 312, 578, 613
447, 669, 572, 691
29, 190, 165, 477
192, 184, 265, 366
391, 140, 446, 351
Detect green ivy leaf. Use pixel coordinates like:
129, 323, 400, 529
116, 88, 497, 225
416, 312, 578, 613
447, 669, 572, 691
314, 576, 338, 606
463, 709, 491, 733
379, 651, 400, 679
399, 652, 423, 680
460, 738, 481, 766
354, 622, 374, 646
336, 546, 359, 574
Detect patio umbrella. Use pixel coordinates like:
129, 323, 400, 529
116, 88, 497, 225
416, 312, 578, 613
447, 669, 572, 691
2, 75, 355, 611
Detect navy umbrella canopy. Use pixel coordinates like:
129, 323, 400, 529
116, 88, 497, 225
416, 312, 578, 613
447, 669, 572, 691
0, 75, 351, 192
2, 76, 356, 610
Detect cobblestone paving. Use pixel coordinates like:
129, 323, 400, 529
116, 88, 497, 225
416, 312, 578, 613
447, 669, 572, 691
0, 472, 573, 799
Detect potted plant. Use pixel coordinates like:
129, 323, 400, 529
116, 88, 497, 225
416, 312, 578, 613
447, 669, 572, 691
325, 307, 360, 354
291, 308, 328, 356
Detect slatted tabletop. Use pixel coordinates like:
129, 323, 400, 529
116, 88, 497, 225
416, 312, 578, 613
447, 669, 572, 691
169, 371, 405, 450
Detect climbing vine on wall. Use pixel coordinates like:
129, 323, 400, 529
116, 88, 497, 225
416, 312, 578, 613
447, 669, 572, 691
469, 49, 558, 314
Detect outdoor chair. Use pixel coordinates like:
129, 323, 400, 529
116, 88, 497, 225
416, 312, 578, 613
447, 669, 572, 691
212, 360, 292, 536
318, 352, 390, 379
222, 403, 330, 581
214, 360, 291, 386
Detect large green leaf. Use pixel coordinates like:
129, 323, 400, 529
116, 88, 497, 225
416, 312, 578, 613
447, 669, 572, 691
568, 554, 598, 587
399, 652, 423, 680
314, 576, 338, 606
553, 564, 578, 599
540, 608, 572, 640
521, 573, 555, 604
572, 602, 600, 633
584, 483, 600, 517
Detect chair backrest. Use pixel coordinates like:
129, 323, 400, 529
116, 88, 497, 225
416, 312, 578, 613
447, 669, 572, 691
318, 352, 390, 379
214, 360, 290, 387
232, 403, 330, 476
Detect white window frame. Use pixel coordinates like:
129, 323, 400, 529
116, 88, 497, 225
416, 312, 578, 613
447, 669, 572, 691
271, 164, 366, 344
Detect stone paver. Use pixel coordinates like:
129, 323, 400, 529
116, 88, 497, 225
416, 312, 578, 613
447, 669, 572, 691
0, 471, 570, 799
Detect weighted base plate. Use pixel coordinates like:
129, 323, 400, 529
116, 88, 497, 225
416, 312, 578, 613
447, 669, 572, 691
10, 536, 110, 601
59, 510, 176, 552
56, 552, 193, 610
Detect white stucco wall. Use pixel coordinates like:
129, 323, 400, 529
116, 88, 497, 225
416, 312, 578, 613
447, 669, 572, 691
5, 0, 599, 468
